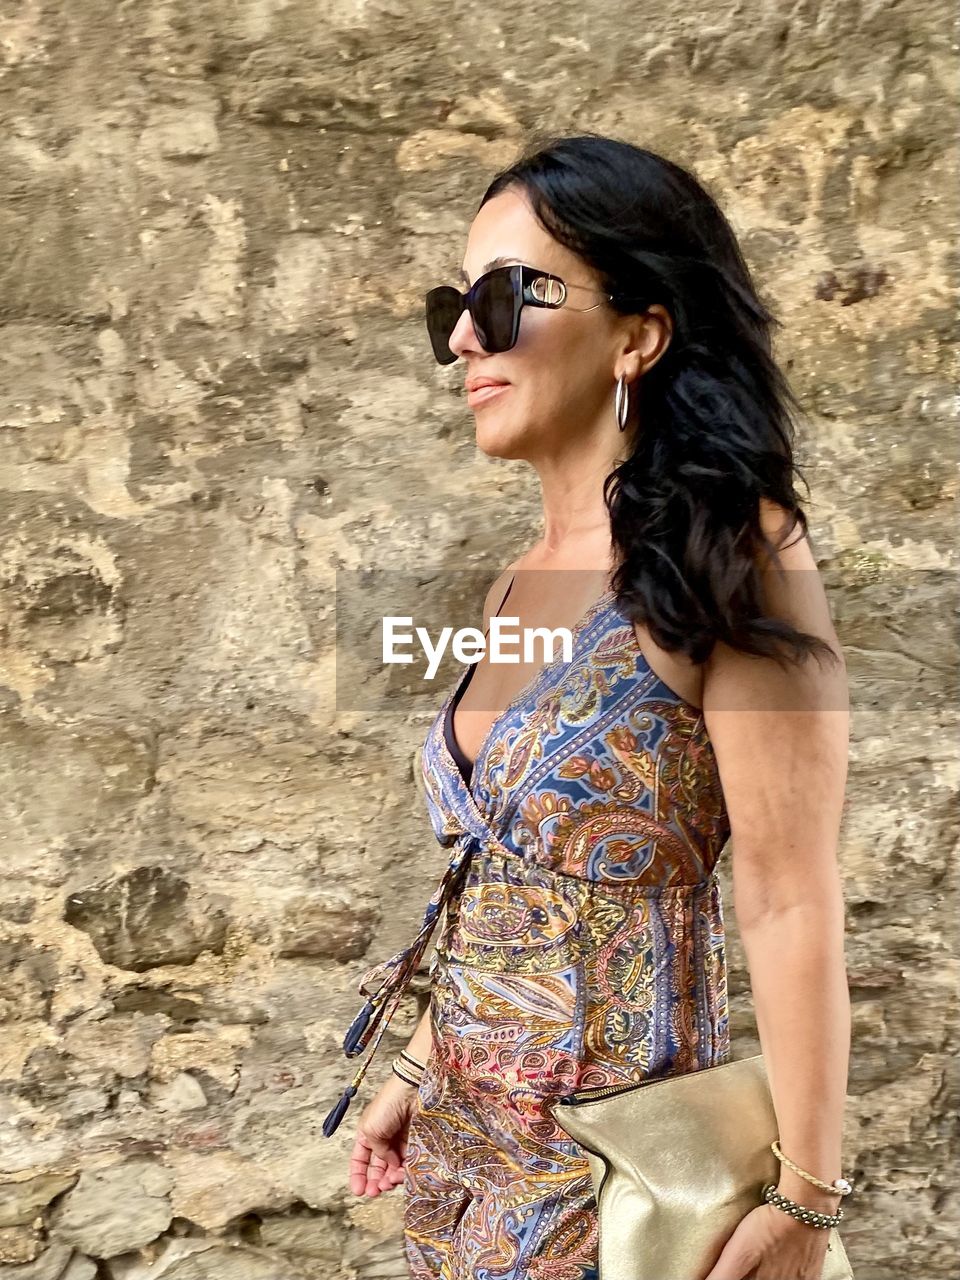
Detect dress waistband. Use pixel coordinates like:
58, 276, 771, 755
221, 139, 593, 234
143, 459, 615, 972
321, 824, 722, 1136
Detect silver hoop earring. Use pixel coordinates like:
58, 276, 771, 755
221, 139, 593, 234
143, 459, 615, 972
615, 374, 630, 432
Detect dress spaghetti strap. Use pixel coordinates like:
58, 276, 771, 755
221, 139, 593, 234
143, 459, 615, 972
444, 573, 517, 784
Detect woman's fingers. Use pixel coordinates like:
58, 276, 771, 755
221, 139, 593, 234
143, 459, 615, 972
378, 1162, 407, 1191
352, 1139, 402, 1196
349, 1117, 409, 1196
366, 1149, 402, 1194
345, 1136, 376, 1192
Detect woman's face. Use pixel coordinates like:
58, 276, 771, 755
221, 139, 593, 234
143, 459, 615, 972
445, 187, 637, 461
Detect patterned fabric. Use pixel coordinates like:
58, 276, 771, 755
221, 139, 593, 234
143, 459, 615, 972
402, 587, 731, 1280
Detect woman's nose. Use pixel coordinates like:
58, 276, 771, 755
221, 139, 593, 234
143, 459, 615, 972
447, 307, 482, 359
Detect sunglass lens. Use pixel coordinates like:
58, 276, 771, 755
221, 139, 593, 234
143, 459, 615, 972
425, 286, 462, 364
425, 268, 520, 363
473, 269, 517, 353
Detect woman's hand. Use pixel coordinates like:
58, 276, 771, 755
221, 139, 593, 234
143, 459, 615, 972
348, 1074, 421, 1197
702, 1203, 833, 1279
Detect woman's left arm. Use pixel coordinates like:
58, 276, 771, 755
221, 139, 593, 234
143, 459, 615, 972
701, 499, 852, 1280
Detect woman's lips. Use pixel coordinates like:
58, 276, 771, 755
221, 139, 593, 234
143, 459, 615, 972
467, 383, 510, 408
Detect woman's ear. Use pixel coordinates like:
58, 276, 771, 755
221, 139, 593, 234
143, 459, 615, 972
640, 305, 674, 373
620, 304, 673, 378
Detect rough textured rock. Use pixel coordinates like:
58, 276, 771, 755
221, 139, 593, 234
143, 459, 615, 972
0, 1241, 77, 1279
63, 867, 232, 972
275, 891, 380, 961
0, 1172, 78, 1236
49, 1160, 175, 1258
106, 1239, 305, 1280
0, 1, 955, 1278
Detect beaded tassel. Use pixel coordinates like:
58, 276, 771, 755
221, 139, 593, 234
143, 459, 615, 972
342, 998, 375, 1057
322, 1084, 357, 1137
321, 945, 423, 1136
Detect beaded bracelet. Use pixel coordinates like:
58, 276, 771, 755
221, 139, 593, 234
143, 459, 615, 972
761, 1183, 845, 1230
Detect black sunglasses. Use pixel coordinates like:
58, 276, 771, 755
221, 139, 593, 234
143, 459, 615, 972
424, 264, 613, 365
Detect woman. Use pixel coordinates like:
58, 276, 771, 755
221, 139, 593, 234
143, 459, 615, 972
342, 134, 852, 1280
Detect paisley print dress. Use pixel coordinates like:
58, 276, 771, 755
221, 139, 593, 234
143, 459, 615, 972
398, 583, 732, 1279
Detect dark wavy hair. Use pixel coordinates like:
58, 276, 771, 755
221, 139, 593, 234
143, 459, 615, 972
480, 133, 838, 670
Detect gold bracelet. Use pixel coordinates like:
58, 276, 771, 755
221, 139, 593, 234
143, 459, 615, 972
400, 1049, 427, 1073
771, 1140, 854, 1196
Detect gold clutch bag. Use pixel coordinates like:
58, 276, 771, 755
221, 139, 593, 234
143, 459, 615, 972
548, 1053, 854, 1280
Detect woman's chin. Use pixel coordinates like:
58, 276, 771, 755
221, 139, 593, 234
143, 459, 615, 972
473, 418, 531, 461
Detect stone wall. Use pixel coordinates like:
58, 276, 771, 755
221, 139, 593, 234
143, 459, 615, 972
0, 2, 956, 1278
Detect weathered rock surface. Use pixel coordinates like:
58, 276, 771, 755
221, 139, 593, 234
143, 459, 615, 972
63, 867, 232, 973
49, 1160, 175, 1258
